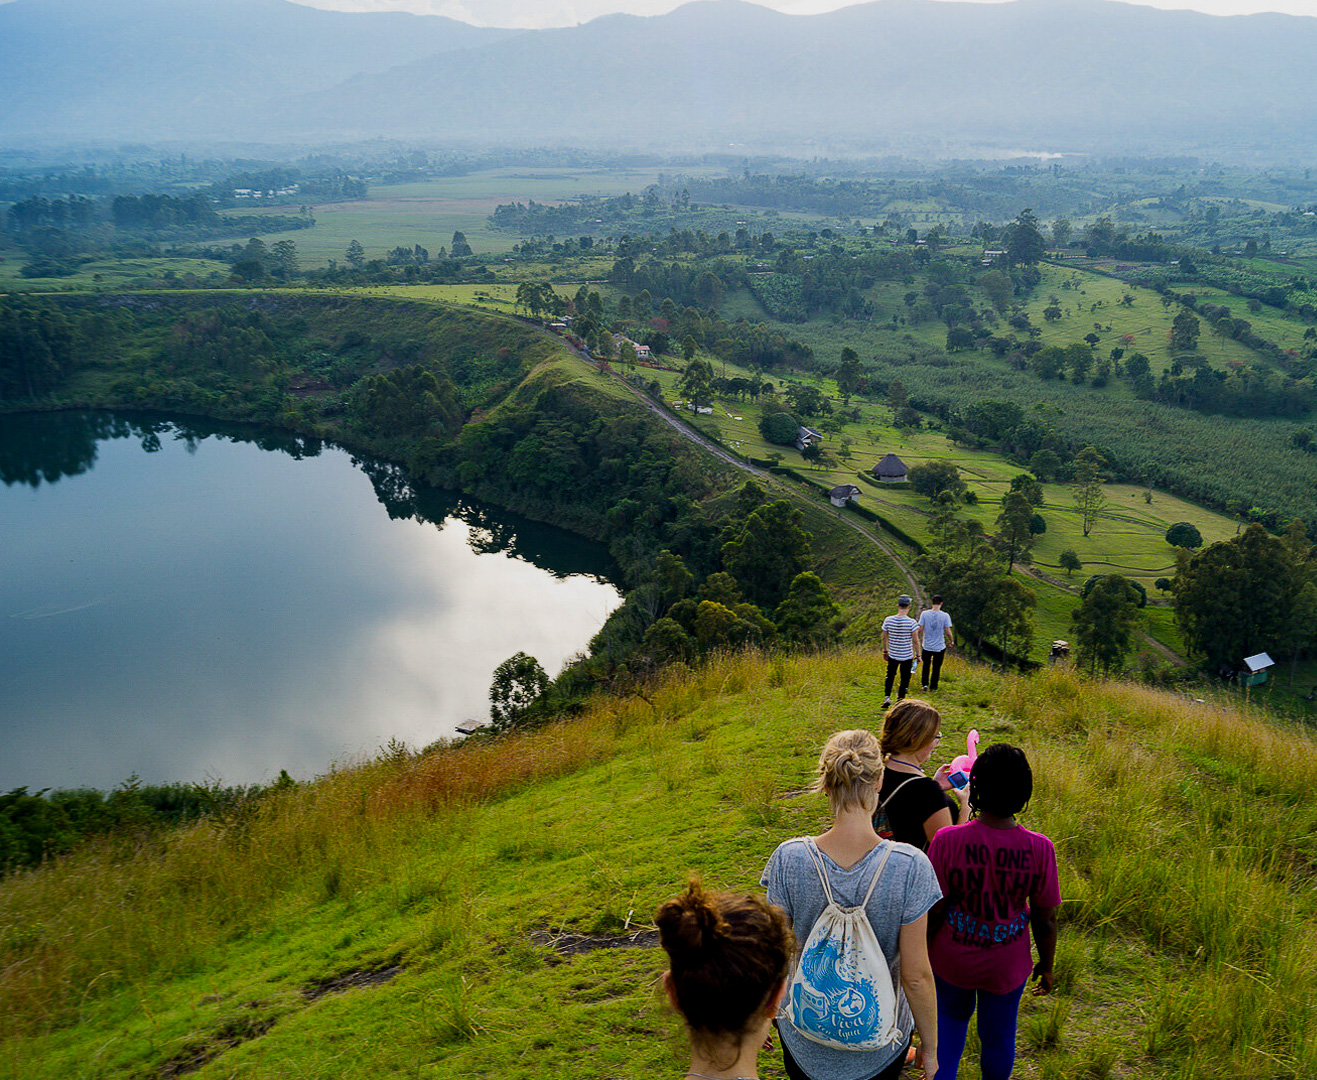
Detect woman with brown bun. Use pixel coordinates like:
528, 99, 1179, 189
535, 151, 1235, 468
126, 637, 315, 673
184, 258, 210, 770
761, 729, 941, 1080
657, 880, 795, 1080
877, 700, 969, 851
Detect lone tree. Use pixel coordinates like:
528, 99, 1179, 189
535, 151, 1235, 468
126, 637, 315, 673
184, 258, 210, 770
1006, 208, 1048, 266
1009, 473, 1045, 507
835, 347, 864, 403
1072, 574, 1143, 674
678, 358, 715, 408
774, 571, 845, 647
489, 652, 550, 732
758, 410, 800, 446
450, 231, 474, 257
994, 490, 1037, 571
1059, 550, 1083, 575
1071, 446, 1108, 538
1165, 521, 1204, 549
1170, 309, 1200, 352
908, 460, 966, 502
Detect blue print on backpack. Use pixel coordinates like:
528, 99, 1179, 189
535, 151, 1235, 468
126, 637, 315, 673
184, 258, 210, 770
792, 934, 882, 1042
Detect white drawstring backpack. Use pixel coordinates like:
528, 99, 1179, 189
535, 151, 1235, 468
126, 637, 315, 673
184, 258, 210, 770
785, 838, 903, 1051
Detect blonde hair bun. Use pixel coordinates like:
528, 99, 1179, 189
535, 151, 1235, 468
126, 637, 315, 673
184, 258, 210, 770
816, 729, 883, 814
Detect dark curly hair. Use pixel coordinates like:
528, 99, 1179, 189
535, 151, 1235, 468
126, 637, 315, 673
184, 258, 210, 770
968, 743, 1033, 818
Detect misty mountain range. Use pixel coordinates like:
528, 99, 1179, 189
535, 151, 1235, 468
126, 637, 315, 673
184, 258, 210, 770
3, 0, 1317, 160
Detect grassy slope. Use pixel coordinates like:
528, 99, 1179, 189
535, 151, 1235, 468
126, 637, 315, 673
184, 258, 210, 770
4, 653, 1316, 1079
630, 350, 1237, 661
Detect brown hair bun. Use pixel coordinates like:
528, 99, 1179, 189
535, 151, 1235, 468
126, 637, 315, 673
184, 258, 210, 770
656, 880, 793, 1055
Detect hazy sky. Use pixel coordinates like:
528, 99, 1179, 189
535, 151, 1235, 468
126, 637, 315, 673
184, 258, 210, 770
288, 0, 1317, 28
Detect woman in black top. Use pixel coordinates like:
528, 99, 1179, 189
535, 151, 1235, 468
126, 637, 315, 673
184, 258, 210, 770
875, 699, 969, 850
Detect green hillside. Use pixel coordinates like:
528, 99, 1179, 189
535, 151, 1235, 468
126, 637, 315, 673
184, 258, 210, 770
4, 652, 1316, 1079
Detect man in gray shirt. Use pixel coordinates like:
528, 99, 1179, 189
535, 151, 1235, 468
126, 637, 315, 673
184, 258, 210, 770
916, 594, 954, 692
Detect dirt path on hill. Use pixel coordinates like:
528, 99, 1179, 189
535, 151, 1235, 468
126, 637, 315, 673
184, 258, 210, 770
553, 334, 926, 604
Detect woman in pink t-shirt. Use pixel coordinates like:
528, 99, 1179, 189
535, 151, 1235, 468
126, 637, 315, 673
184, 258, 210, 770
925, 744, 1060, 1080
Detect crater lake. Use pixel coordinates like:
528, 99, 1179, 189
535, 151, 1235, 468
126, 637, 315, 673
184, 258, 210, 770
0, 411, 622, 792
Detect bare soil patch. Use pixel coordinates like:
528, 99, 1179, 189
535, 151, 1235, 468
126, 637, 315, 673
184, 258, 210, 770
530, 928, 660, 956
302, 961, 404, 1002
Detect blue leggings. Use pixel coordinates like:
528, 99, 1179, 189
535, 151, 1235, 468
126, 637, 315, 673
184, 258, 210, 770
934, 973, 1027, 1080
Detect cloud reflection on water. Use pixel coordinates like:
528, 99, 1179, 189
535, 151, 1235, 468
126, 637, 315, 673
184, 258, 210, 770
0, 413, 621, 791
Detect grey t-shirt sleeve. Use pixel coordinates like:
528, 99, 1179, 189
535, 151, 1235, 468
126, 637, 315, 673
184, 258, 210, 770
761, 841, 796, 925
900, 847, 943, 924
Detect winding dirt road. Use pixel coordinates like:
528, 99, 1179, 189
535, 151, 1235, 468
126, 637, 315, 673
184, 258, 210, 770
568, 344, 926, 604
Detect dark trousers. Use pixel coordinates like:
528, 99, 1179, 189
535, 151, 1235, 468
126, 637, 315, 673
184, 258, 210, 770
783, 1034, 912, 1080
884, 657, 913, 700
935, 974, 1027, 1080
921, 648, 946, 690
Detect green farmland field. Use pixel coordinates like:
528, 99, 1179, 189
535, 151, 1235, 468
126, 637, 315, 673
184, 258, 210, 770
248, 166, 731, 268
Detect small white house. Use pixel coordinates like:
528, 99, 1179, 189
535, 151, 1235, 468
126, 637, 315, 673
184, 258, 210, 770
795, 426, 823, 451
830, 484, 862, 508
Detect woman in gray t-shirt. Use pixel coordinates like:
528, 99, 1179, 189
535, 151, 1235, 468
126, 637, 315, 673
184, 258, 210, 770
761, 729, 942, 1080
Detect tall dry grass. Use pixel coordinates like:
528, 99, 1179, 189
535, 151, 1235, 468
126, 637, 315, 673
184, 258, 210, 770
999, 669, 1317, 1076
0, 695, 631, 1038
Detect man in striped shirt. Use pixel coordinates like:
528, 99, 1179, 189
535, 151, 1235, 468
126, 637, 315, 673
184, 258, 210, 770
881, 594, 921, 707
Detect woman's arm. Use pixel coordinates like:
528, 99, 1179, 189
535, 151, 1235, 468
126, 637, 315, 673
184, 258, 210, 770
925, 898, 947, 943
921, 806, 954, 847
899, 914, 938, 1080
1029, 903, 1058, 995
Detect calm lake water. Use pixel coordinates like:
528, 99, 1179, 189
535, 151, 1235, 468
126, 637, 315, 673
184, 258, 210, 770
0, 411, 621, 792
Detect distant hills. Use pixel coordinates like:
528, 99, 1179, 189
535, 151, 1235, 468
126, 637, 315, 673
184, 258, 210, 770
3, 0, 1317, 160
0, 0, 514, 143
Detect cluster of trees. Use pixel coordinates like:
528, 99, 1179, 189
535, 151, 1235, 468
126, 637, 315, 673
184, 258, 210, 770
350, 365, 464, 440
611, 254, 735, 312
943, 399, 1076, 480
110, 193, 219, 231
1150, 362, 1315, 418
1066, 518, 1317, 678
204, 167, 365, 206
915, 528, 1036, 663
1162, 288, 1315, 376
1, 775, 287, 874
1172, 522, 1317, 678
601, 282, 815, 373
5, 195, 97, 231
163, 308, 279, 379
491, 190, 669, 235
746, 247, 912, 321
0, 303, 76, 399
638, 492, 845, 667
226, 237, 300, 282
